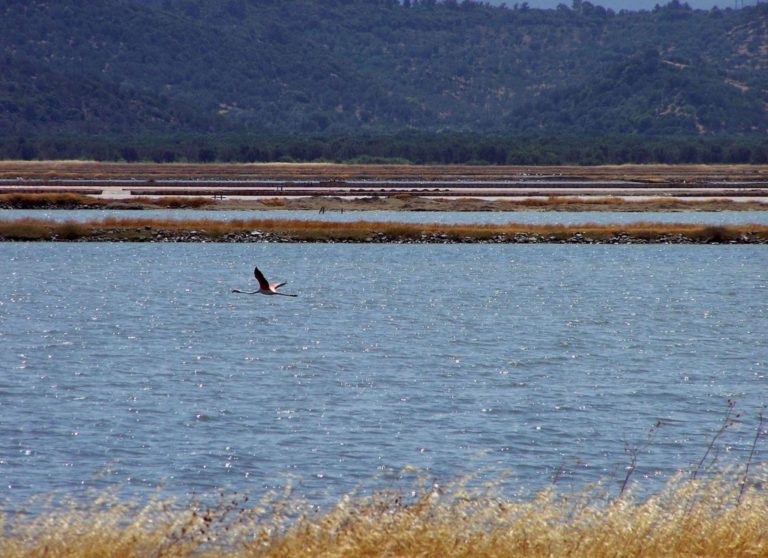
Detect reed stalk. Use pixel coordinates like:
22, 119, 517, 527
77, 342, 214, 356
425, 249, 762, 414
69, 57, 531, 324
2, 470, 767, 558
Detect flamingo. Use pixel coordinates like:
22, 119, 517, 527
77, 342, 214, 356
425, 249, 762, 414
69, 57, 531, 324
232, 266, 297, 297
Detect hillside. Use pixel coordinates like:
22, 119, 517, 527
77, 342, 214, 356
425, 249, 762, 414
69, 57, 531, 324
1, 0, 767, 162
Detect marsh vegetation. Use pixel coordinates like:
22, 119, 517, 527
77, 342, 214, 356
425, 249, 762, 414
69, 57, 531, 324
1, 214, 767, 244
3, 192, 768, 214
2, 470, 767, 558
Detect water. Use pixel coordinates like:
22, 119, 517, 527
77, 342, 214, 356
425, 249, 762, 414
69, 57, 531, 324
2, 209, 768, 225
1, 243, 766, 509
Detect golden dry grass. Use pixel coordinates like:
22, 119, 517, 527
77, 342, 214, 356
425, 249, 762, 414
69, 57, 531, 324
0, 193, 106, 208
2, 472, 767, 558
0, 193, 213, 209
129, 196, 214, 209
0, 216, 767, 243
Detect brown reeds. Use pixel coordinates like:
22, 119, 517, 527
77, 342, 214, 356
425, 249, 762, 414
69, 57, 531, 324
1, 471, 767, 558
495, 195, 768, 211
0, 216, 767, 243
129, 196, 214, 208
0, 193, 213, 209
0, 193, 107, 209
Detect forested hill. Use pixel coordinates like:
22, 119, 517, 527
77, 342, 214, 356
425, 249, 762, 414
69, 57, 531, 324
1, 0, 767, 161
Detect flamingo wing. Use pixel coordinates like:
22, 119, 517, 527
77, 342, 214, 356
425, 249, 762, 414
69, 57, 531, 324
253, 266, 270, 290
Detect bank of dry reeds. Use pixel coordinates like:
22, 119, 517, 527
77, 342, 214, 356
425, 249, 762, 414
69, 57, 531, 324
1, 471, 767, 558
0, 193, 105, 209
0, 193, 213, 209
495, 195, 766, 211
0, 216, 767, 243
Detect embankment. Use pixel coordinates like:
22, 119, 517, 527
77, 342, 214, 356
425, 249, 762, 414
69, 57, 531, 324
1, 218, 767, 244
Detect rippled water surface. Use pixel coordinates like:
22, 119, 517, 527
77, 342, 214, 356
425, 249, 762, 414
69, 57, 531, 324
1, 243, 766, 508
2, 208, 768, 225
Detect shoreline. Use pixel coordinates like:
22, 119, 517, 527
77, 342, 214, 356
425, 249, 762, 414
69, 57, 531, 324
2, 218, 767, 244
1, 192, 768, 213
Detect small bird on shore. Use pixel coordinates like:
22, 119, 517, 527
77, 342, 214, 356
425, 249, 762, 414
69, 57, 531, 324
232, 266, 297, 297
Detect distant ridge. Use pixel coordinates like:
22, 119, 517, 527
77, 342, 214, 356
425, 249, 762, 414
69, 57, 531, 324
1, 0, 767, 162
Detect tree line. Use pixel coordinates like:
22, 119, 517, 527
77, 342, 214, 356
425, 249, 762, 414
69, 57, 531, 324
4, 134, 767, 165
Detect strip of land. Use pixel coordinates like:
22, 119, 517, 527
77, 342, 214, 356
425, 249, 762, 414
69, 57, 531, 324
1, 216, 766, 244
2, 163, 767, 242
0, 162, 767, 210
2, 192, 768, 213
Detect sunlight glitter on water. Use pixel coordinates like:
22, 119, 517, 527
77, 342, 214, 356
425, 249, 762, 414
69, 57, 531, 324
0, 243, 766, 506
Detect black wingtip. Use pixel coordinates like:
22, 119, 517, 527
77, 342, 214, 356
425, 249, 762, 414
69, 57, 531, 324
253, 266, 269, 289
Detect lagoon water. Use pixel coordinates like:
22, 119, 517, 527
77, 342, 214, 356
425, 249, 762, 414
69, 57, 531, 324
2, 208, 768, 226
1, 242, 766, 509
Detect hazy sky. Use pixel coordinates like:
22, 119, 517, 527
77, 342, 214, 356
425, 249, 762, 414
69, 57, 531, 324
484, 1, 743, 9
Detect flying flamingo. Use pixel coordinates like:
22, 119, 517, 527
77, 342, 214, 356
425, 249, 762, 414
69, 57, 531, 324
232, 266, 297, 297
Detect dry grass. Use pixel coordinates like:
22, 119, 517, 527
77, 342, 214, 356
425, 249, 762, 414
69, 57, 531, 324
223, 195, 768, 212
1, 216, 767, 243
0, 193, 107, 209
257, 198, 288, 207
496, 195, 768, 211
0, 217, 768, 242
129, 196, 214, 209
0, 193, 214, 209
0, 218, 59, 239
1, 472, 767, 558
